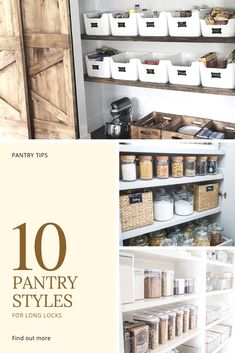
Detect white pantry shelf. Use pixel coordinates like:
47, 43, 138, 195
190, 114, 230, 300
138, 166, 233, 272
122, 207, 222, 240
122, 293, 201, 313
119, 144, 225, 156
206, 289, 233, 297
151, 329, 201, 353
206, 259, 235, 268
120, 174, 224, 191
206, 314, 231, 330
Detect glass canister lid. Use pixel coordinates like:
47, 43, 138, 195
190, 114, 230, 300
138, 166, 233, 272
154, 188, 173, 201
195, 226, 209, 238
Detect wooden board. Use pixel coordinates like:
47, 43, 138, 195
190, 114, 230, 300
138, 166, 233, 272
21, 0, 78, 139
0, 0, 30, 139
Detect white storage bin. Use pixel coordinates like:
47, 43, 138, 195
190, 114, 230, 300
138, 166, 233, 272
120, 253, 134, 304
109, 12, 138, 36
134, 268, 144, 301
167, 9, 208, 37
137, 11, 168, 36
200, 61, 235, 89
201, 18, 235, 37
137, 53, 170, 83
85, 53, 112, 78
168, 53, 201, 86
110, 52, 145, 81
83, 12, 111, 35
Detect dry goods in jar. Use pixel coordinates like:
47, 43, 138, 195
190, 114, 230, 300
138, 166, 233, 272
167, 312, 176, 340
121, 155, 137, 181
171, 156, 184, 178
129, 323, 149, 353
175, 310, 183, 336
156, 156, 169, 179
159, 315, 169, 345
149, 230, 167, 246
139, 156, 153, 180
207, 156, 218, 175
144, 270, 161, 298
196, 156, 207, 176
133, 314, 159, 349
162, 270, 174, 297
184, 156, 196, 177
154, 189, 174, 221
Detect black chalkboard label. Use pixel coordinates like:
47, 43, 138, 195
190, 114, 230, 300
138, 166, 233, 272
146, 22, 155, 27
207, 185, 214, 192
147, 69, 155, 74
211, 72, 221, 79
118, 22, 126, 28
129, 194, 143, 204
177, 70, 187, 76
118, 67, 126, 72
91, 23, 98, 28
178, 21, 187, 28
212, 28, 222, 34
92, 65, 99, 70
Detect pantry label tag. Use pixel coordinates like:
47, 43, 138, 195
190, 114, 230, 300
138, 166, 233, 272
0, 142, 117, 353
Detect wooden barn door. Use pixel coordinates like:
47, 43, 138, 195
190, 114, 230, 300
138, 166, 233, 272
21, 0, 78, 139
0, 0, 31, 138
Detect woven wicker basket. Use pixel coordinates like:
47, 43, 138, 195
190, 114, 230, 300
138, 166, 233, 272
120, 191, 154, 232
194, 183, 219, 212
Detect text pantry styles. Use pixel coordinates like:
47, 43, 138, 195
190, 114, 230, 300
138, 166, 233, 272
12, 276, 78, 308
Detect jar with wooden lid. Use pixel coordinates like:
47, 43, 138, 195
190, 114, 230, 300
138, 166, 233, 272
159, 314, 169, 344
139, 155, 153, 180
156, 156, 169, 179
121, 155, 137, 181
149, 230, 167, 246
207, 156, 218, 175
209, 223, 224, 246
196, 156, 207, 176
194, 226, 210, 246
184, 156, 196, 177
171, 156, 184, 178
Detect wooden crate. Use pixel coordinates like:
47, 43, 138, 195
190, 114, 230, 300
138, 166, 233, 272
203, 120, 235, 139
131, 112, 180, 139
161, 115, 210, 139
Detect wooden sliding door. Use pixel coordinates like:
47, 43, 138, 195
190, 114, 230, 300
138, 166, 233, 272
21, 0, 78, 139
0, 0, 30, 138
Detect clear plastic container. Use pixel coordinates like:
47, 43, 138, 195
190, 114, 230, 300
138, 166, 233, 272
144, 270, 161, 298
156, 156, 169, 179
166, 311, 176, 340
184, 156, 196, 177
139, 155, 153, 180
196, 156, 207, 176
149, 230, 167, 246
183, 307, 190, 332
174, 279, 185, 295
171, 156, 184, 178
207, 156, 218, 175
121, 155, 137, 181
162, 270, 174, 297
194, 226, 210, 246
175, 310, 184, 336
133, 313, 160, 349
159, 314, 169, 344
189, 305, 198, 329
154, 188, 174, 221
174, 188, 194, 216
185, 278, 194, 294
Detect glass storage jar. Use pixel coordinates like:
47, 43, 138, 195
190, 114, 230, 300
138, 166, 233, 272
156, 156, 169, 179
209, 223, 224, 246
128, 235, 149, 246
174, 188, 194, 216
189, 306, 198, 329
196, 156, 207, 176
154, 188, 174, 221
207, 156, 218, 175
139, 155, 153, 180
166, 311, 176, 340
144, 270, 161, 298
171, 156, 184, 178
194, 226, 210, 246
149, 230, 167, 246
121, 155, 137, 181
159, 314, 169, 344
175, 310, 183, 336
184, 156, 196, 177
133, 313, 160, 349
162, 270, 174, 297
177, 231, 195, 246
